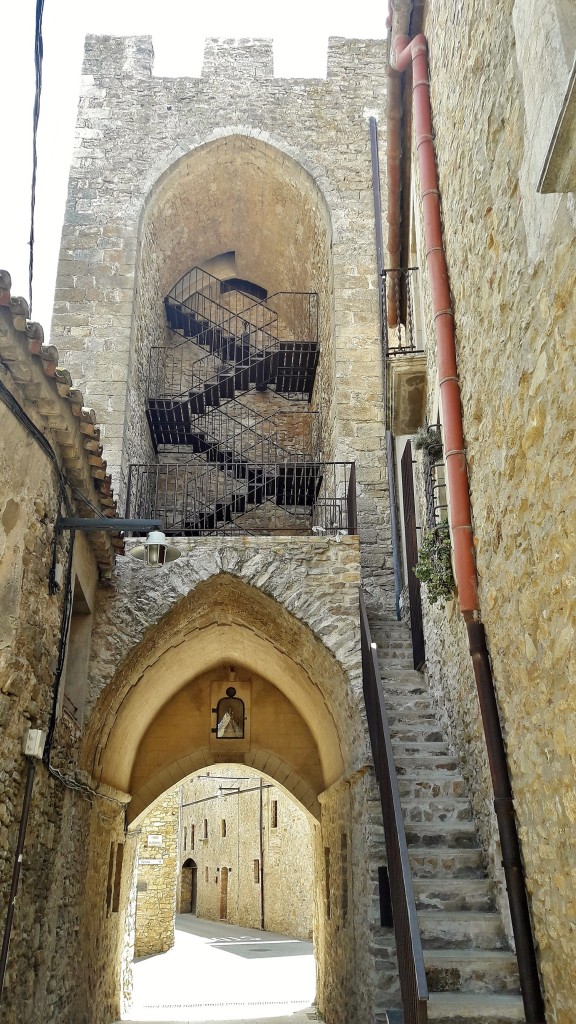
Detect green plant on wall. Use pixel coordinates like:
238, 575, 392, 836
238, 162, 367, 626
413, 424, 443, 460
414, 520, 455, 605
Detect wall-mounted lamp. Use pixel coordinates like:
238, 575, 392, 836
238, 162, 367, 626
130, 530, 181, 567
57, 518, 181, 567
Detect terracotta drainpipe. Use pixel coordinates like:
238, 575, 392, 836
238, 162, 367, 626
390, 32, 546, 1024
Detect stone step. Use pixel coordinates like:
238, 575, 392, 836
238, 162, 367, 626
419, 911, 507, 950
380, 668, 429, 683
401, 797, 473, 824
375, 655, 414, 671
409, 846, 486, 878
389, 724, 446, 743
394, 754, 461, 773
397, 775, 467, 800
425, 948, 520, 995
405, 820, 479, 849
391, 740, 454, 757
414, 877, 495, 913
384, 693, 436, 713
427, 991, 525, 1020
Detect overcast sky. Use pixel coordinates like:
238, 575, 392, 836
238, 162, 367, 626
0, 1, 386, 330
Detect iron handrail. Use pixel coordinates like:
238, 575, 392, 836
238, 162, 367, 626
359, 590, 428, 1024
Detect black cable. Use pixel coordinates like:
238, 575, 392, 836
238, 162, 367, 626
29, 0, 45, 315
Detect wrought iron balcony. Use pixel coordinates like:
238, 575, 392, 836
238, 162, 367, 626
125, 460, 356, 537
383, 267, 423, 356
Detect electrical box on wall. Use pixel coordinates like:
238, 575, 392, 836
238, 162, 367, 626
23, 729, 46, 759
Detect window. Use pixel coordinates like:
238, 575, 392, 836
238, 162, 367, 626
62, 575, 92, 726
205, 866, 209, 883
203, 818, 208, 840
191, 824, 195, 850
106, 841, 124, 915
324, 847, 331, 920
253, 859, 260, 883
221, 819, 227, 838
270, 799, 278, 830
183, 826, 187, 850
341, 833, 348, 923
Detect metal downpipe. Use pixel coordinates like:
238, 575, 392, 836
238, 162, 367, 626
390, 31, 546, 1023
370, 114, 403, 619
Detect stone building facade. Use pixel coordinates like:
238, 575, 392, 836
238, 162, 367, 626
0, 7, 574, 1024
177, 765, 314, 940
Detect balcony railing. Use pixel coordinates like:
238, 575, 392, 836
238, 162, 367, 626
383, 267, 423, 356
126, 461, 357, 537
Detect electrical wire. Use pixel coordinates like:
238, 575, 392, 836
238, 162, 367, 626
29, 0, 45, 316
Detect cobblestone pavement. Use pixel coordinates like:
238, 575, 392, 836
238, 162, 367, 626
118, 914, 319, 1023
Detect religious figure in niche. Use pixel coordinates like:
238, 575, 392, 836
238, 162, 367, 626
215, 687, 245, 739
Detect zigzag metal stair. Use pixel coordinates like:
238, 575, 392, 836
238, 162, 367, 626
139, 270, 324, 535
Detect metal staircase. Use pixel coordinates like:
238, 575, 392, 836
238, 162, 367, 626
128, 267, 356, 536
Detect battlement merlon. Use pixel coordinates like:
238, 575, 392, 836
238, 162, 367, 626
79, 34, 388, 83
327, 37, 388, 78
82, 34, 154, 78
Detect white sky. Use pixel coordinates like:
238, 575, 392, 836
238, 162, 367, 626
0, 1, 387, 330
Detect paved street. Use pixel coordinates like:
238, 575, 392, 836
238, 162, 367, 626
119, 915, 318, 1024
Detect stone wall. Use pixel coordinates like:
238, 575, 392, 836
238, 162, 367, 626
134, 790, 179, 957
400, 2, 576, 1020
0, 302, 126, 1024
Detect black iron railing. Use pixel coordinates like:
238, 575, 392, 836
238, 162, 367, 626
126, 460, 356, 537
423, 455, 448, 529
383, 267, 422, 356
359, 590, 428, 1024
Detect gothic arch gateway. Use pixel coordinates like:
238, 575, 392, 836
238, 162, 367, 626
80, 553, 382, 1023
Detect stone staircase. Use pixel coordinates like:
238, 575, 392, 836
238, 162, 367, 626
370, 617, 526, 1024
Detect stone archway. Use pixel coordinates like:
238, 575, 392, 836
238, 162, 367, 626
79, 554, 384, 1024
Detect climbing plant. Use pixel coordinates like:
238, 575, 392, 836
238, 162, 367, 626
413, 424, 443, 461
414, 520, 455, 606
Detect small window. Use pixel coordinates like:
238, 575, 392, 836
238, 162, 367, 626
191, 824, 195, 850
253, 859, 260, 884
203, 818, 208, 840
205, 866, 209, 883
341, 833, 348, 923
270, 799, 278, 830
324, 847, 331, 919
62, 575, 92, 726
183, 826, 187, 851
221, 819, 227, 838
